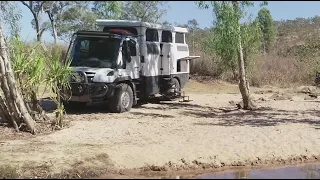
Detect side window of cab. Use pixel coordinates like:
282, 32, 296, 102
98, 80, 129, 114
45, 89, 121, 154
127, 39, 137, 56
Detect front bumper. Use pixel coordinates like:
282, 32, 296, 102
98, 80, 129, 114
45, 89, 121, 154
65, 82, 115, 103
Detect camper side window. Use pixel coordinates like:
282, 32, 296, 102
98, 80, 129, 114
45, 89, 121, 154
161, 31, 172, 43
146, 29, 159, 42
175, 33, 184, 44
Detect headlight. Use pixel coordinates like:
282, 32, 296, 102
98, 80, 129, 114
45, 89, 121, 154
107, 71, 114, 76
95, 84, 108, 92
90, 84, 109, 96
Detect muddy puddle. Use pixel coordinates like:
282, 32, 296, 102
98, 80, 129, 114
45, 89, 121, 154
197, 163, 320, 179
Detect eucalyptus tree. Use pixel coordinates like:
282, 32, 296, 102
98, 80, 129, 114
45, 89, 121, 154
197, 1, 266, 110
120, 1, 169, 23
257, 7, 276, 53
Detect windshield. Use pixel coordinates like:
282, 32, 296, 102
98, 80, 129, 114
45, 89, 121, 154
70, 36, 121, 68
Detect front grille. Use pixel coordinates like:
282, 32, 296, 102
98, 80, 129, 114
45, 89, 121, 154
69, 71, 86, 83
85, 72, 95, 83
68, 71, 96, 96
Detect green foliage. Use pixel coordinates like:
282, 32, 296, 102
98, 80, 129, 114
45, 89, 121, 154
20, 1, 50, 41
19, 1, 169, 42
42, 44, 72, 127
195, 1, 262, 77
9, 35, 72, 127
200, 2, 262, 76
120, 1, 169, 23
0, 1, 22, 37
92, 1, 123, 19
9, 36, 45, 103
203, 2, 238, 73
50, 2, 95, 41
54, 1, 124, 42
257, 7, 276, 53
241, 19, 263, 68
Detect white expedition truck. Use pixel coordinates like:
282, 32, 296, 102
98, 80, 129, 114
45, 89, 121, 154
63, 19, 199, 113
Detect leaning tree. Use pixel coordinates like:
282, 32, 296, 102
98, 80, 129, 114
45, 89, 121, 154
197, 1, 266, 110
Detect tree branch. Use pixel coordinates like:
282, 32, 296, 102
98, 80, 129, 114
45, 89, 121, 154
46, 11, 53, 22
39, 28, 46, 37
20, 1, 36, 18
140, 2, 153, 21
36, 1, 46, 17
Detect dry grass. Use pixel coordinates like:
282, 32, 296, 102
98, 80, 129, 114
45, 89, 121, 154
190, 52, 222, 77
190, 53, 316, 88
0, 152, 114, 179
247, 53, 313, 87
0, 165, 19, 178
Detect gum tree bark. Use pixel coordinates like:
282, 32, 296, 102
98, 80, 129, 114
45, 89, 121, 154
0, 26, 36, 134
232, 1, 254, 110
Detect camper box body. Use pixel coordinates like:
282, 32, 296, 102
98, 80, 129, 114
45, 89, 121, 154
96, 19, 191, 97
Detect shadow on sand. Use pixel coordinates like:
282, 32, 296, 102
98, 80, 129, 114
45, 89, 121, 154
39, 97, 320, 129
39, 97, 110, 115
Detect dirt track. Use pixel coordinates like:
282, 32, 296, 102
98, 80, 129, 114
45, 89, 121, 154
1, 80, 320, 178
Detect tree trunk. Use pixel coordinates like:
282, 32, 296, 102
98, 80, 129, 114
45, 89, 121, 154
52, 22, 58, 44
0, 26, 36, 133
192, 30, 195, 55
233, 1, 254, 110
35, 19, 42, 42
47, 12, 57, 44
50, 13, 57, 44
30, 89, 49, 121
262, 34, 266, 55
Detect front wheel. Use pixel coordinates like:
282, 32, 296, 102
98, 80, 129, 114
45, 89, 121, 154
108, 83, 133, 113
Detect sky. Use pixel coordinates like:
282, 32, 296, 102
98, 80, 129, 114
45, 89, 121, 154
12, 1, 320, 44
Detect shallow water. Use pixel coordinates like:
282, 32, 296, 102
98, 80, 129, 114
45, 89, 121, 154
197, 164, 320, 179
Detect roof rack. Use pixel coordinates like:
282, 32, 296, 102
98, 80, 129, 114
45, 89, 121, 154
74, 30, 139, 38
96, 19, 188, 33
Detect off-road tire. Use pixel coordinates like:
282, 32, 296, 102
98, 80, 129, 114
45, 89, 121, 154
108, 83, 133, 113
172, 78, 181, 95
163, 78, 181, 99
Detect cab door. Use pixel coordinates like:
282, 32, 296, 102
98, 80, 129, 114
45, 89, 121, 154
122, 38, 140, 79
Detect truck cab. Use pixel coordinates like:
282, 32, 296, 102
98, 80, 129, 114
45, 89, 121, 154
65, 31, 140, 112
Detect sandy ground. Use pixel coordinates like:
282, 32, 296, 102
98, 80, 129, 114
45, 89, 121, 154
1, 80, 320, 178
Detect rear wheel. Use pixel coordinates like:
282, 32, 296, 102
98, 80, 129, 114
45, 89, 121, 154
172, 78, 181, 96
108, 83, 133, 113
163, 78, 181, 100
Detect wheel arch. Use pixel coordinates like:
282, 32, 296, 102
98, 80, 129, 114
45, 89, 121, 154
114, 76, 137, 104
173, 76, 181, 87
114, 77, 135, 92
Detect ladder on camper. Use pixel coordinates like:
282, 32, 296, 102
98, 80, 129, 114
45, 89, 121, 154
179, 91, 192, 102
